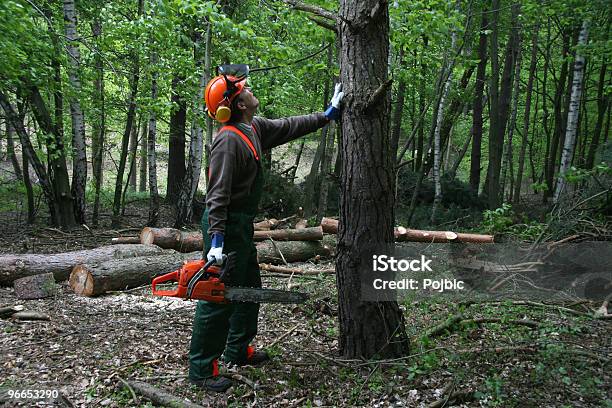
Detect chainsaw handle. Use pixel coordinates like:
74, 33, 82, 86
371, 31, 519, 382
152, 270, 180, 297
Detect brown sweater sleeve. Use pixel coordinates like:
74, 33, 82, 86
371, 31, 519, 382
254, 112, 328, 150
205, 131, 241, 235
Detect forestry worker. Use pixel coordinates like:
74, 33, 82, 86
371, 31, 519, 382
189, 64, 343, 392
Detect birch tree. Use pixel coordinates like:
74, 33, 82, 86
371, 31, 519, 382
554, 20, 589, 204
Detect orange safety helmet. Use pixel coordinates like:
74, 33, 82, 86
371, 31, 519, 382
205, 75, 246, 123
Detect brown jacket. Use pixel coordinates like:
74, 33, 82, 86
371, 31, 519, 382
206, 112, 328, 235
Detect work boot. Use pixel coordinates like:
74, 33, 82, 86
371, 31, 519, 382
244, 349, 270, 366
190, 376, 233, 393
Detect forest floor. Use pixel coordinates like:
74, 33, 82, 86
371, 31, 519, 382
1, 200, 611, 407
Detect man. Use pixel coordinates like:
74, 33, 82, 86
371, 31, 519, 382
189, 66, 343, 393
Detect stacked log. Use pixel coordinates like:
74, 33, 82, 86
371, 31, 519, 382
140, 227, 202, 252
0, 244, 166, 286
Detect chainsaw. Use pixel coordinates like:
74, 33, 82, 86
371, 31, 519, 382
152, 252, 308, 304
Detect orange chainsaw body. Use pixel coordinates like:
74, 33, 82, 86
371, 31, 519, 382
152, 259, 228, 303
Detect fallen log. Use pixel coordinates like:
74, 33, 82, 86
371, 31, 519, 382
70, 251, 200, 297
14, 273, 57, 300
256, 240, 332, 264
394, 226, 494, 243
0, 244, 166, 286
12, 311, 50, 321
0, 305, 24, 318
295, 219, 308, 229
123, 381, 206, 408
320, 218, 494, 243
140, 227, 202, 252
259, 263, 335, 275
253, 218, 279, 231
111, 236, 141, 244
253, 226, 323, 241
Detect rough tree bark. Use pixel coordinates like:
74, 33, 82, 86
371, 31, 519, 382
514, 24, 539, 204
337, 0, 409, 358
585, 61, 608, 169
167, 75, 187, 204
62, 0, 87, 224
554, 21, 589, 204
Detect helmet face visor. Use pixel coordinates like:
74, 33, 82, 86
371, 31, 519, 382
217, 64, 249, 80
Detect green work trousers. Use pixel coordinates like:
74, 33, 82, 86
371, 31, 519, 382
188, 210, 261, 380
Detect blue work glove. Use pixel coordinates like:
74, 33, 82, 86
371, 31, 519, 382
324, 83, 344, 121
207, 232, 225, 265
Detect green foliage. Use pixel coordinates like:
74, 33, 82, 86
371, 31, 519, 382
482, 203, 546, 240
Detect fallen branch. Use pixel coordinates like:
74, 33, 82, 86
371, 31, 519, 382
123, 381, 206, 408
12, 311, 50, 321
111, 236, 141, 244
267, 323, 301, 348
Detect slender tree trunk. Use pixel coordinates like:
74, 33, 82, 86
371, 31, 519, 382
390, 48, 406, 160
586, 61, 608, 169
22, 147, 35, 224
175, 27, 207, 228
128, 116, 139, 190
147, 51, 160, 226
167, 75, 187, 204
545, 32, 570, 201
337, 0, 409, 359
290, 139, 306, 182
139, 118, 147, 192
6, 123, 22, 179
112, 0, 143, 227
63, 0, 87, 224
304, 83, 328, 218
0, 92, 58, 225
431, 31, 456, 224
317, 121, 335, 223
502, 23, 523, 202
514, 24, 539, 204
485, 0, 501, 208
469, 9, 488, 193
554, 21, 588, 204
91, 15, 105, 226
448, 132, 472, 180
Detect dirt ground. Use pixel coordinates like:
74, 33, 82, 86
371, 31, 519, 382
0, 200, 611, 407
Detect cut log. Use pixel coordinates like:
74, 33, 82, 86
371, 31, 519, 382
295, 219, 308, 229
320, 218, 494, 243
321, 217, 339, 234
0, 305, 24, 318
253, 218, 279, 231
259, 263, 335, 275
253, 226, 323, 242
14, 273, 57, 300
256, 240, 332, 264
124, 381, 206, 408
0, 244, 166, 286
140, 227, 203, 252
111, 236, 141, 244
394, 226, 494, 243
70, 251, 200, 297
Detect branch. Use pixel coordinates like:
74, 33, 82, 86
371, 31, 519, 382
364, 79, 393, 112
307, 15, 337, 32
282, 0, 337, 21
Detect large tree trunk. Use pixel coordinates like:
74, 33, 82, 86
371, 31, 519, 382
91, 15, 105, 226
337, 0, 409, 359
554, 21, 589, 204
70, 251, 198, 296
147, 52, 160, 226
0, 244, 165, 286
112, 0, 143, 227
514, 24, 539, 204
585, 61, 608, 169
63, 0, 87, 224
166, 75, 187, 204
175, 25, 208, 228
468, 11, 487, 193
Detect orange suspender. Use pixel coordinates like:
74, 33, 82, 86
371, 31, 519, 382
219, 125, 260, 161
